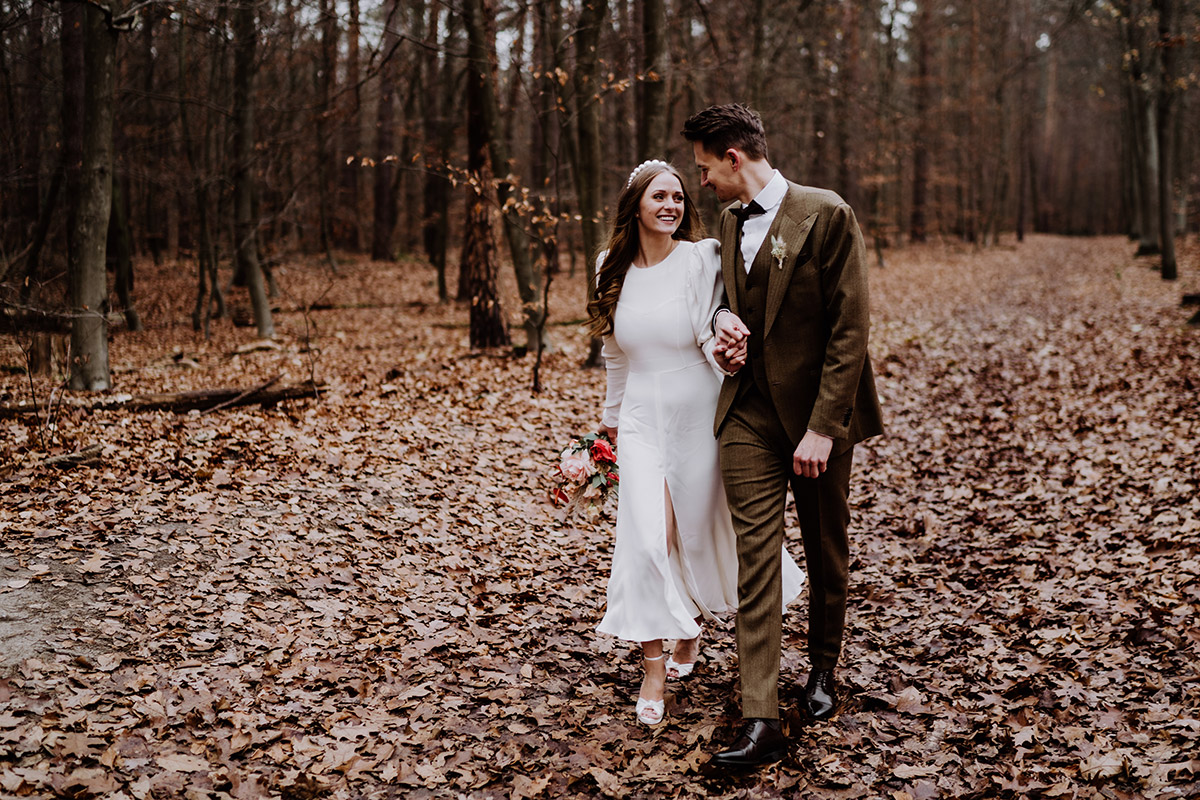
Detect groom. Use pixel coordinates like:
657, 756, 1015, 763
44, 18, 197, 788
682, 104, 884, 767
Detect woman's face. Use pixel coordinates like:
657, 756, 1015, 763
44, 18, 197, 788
636, 171, 685, 239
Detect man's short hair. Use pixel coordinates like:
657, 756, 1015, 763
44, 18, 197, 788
681, 104, 768, 161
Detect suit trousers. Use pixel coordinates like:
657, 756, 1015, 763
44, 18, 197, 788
719, 381, 854, 720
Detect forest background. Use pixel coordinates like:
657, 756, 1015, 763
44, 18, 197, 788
1, 0, 1199, 798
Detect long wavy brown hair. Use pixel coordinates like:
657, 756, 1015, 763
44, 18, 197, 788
586, 163, 706, 338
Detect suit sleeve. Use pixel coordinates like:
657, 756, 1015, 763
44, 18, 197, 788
809, 203, 870, 439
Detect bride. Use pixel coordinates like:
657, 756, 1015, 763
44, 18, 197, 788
588, 160, 803, 726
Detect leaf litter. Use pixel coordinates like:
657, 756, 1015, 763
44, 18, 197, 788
0, 236, 1197, 798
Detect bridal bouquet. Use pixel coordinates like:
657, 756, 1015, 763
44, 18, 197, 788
550, 432, 619, 519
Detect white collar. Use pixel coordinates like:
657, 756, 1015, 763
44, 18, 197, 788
749, 170, 787, 212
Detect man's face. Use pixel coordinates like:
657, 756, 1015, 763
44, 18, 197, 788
692, 142, 741, 203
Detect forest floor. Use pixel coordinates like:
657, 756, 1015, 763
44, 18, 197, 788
0, 234, 1198, 800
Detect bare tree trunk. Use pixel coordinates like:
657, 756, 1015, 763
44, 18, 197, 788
422, 2, 453, 301
637, 0, 668, 160
837, 1, 860, 212
315, 0, 339, 272
14, 160, 62, 299
464, 0, 544, 353
340, 0, 363, 251
372, 0, 401, 261
573, 0, 608, 367
747, 0, 767, 108
67, 0, 117, 391
462, 0, 508, 349
179, 13, 224, 334
18, 1, 46, 255
1118, 1, 1161, 255
233, 0, 274, 339
1155, 0, 1177, 279
1135, 90, 1161, 255
139, 9, 166, 263
909, 0, 932, 242
531, 0, 562, 280
110, 172, 142, 330
1016, 62, 1032, 242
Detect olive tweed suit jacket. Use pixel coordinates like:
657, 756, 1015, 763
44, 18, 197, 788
714, 181, 884, 450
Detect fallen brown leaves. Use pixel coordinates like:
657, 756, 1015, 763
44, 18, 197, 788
0, 236, 1197, 799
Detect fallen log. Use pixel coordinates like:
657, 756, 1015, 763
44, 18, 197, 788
0, 378, 323, 417
42, 443, 103, 468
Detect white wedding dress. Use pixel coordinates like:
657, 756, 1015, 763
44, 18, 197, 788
595, 239, 803, 643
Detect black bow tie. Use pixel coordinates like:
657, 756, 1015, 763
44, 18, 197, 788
732, 200, 765, 225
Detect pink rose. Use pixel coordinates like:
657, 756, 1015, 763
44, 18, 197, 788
591, 439, 616, 464
559, 451, 595, 484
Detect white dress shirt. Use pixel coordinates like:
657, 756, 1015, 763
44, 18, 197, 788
739, 170, 788, 271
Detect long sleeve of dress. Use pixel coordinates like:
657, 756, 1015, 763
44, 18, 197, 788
598, 251, 629, 429
685, 238, 727, 376
601, 333, 628, 429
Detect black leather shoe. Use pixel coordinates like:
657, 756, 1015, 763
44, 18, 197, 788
711, 719, 787, 768
805, 668, 837, 719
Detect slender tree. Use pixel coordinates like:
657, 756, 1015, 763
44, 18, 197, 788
910, 0, 933, 242
340, 0, 363, 250
462, 0, 509, 348
372, 0, 401, 261
1155, 0, 1178, 280
66, 0, 119, 390
232, 0, 274, 339
315, 0, 340, 271
421, 1, 455, 301
637, 0, 668, 160
572, 0, 608, 366
463, 0, 545, 352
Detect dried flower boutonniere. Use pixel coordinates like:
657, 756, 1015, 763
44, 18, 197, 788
770, 235, 787, 270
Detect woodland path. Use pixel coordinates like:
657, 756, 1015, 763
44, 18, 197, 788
1, 235, 1198, 799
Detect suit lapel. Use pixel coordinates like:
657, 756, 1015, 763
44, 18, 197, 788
763, 186, 817, 337
720, 208, 741, 317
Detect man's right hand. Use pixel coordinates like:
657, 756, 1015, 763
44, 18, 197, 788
713, 310, 750, 373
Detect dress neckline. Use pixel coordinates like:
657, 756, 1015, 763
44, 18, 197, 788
631, 239, 684, 269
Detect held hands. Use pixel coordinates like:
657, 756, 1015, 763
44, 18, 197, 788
793, 430, 834, 478
713, 309, 750, 373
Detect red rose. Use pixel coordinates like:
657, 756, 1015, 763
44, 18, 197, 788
591, 439, 616, 464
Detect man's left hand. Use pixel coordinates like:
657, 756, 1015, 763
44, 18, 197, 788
793, 430, 834, 478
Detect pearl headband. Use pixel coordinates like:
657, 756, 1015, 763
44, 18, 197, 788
626, 159, 670, 188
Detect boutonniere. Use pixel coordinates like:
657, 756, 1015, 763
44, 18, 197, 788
770, 235, 786, 270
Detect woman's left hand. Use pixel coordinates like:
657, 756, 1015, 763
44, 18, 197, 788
599, 423, 618, 447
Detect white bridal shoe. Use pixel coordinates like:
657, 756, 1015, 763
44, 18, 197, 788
666, 633, 701, 679
636, 654, 666, 726
665, 656, 696, 679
